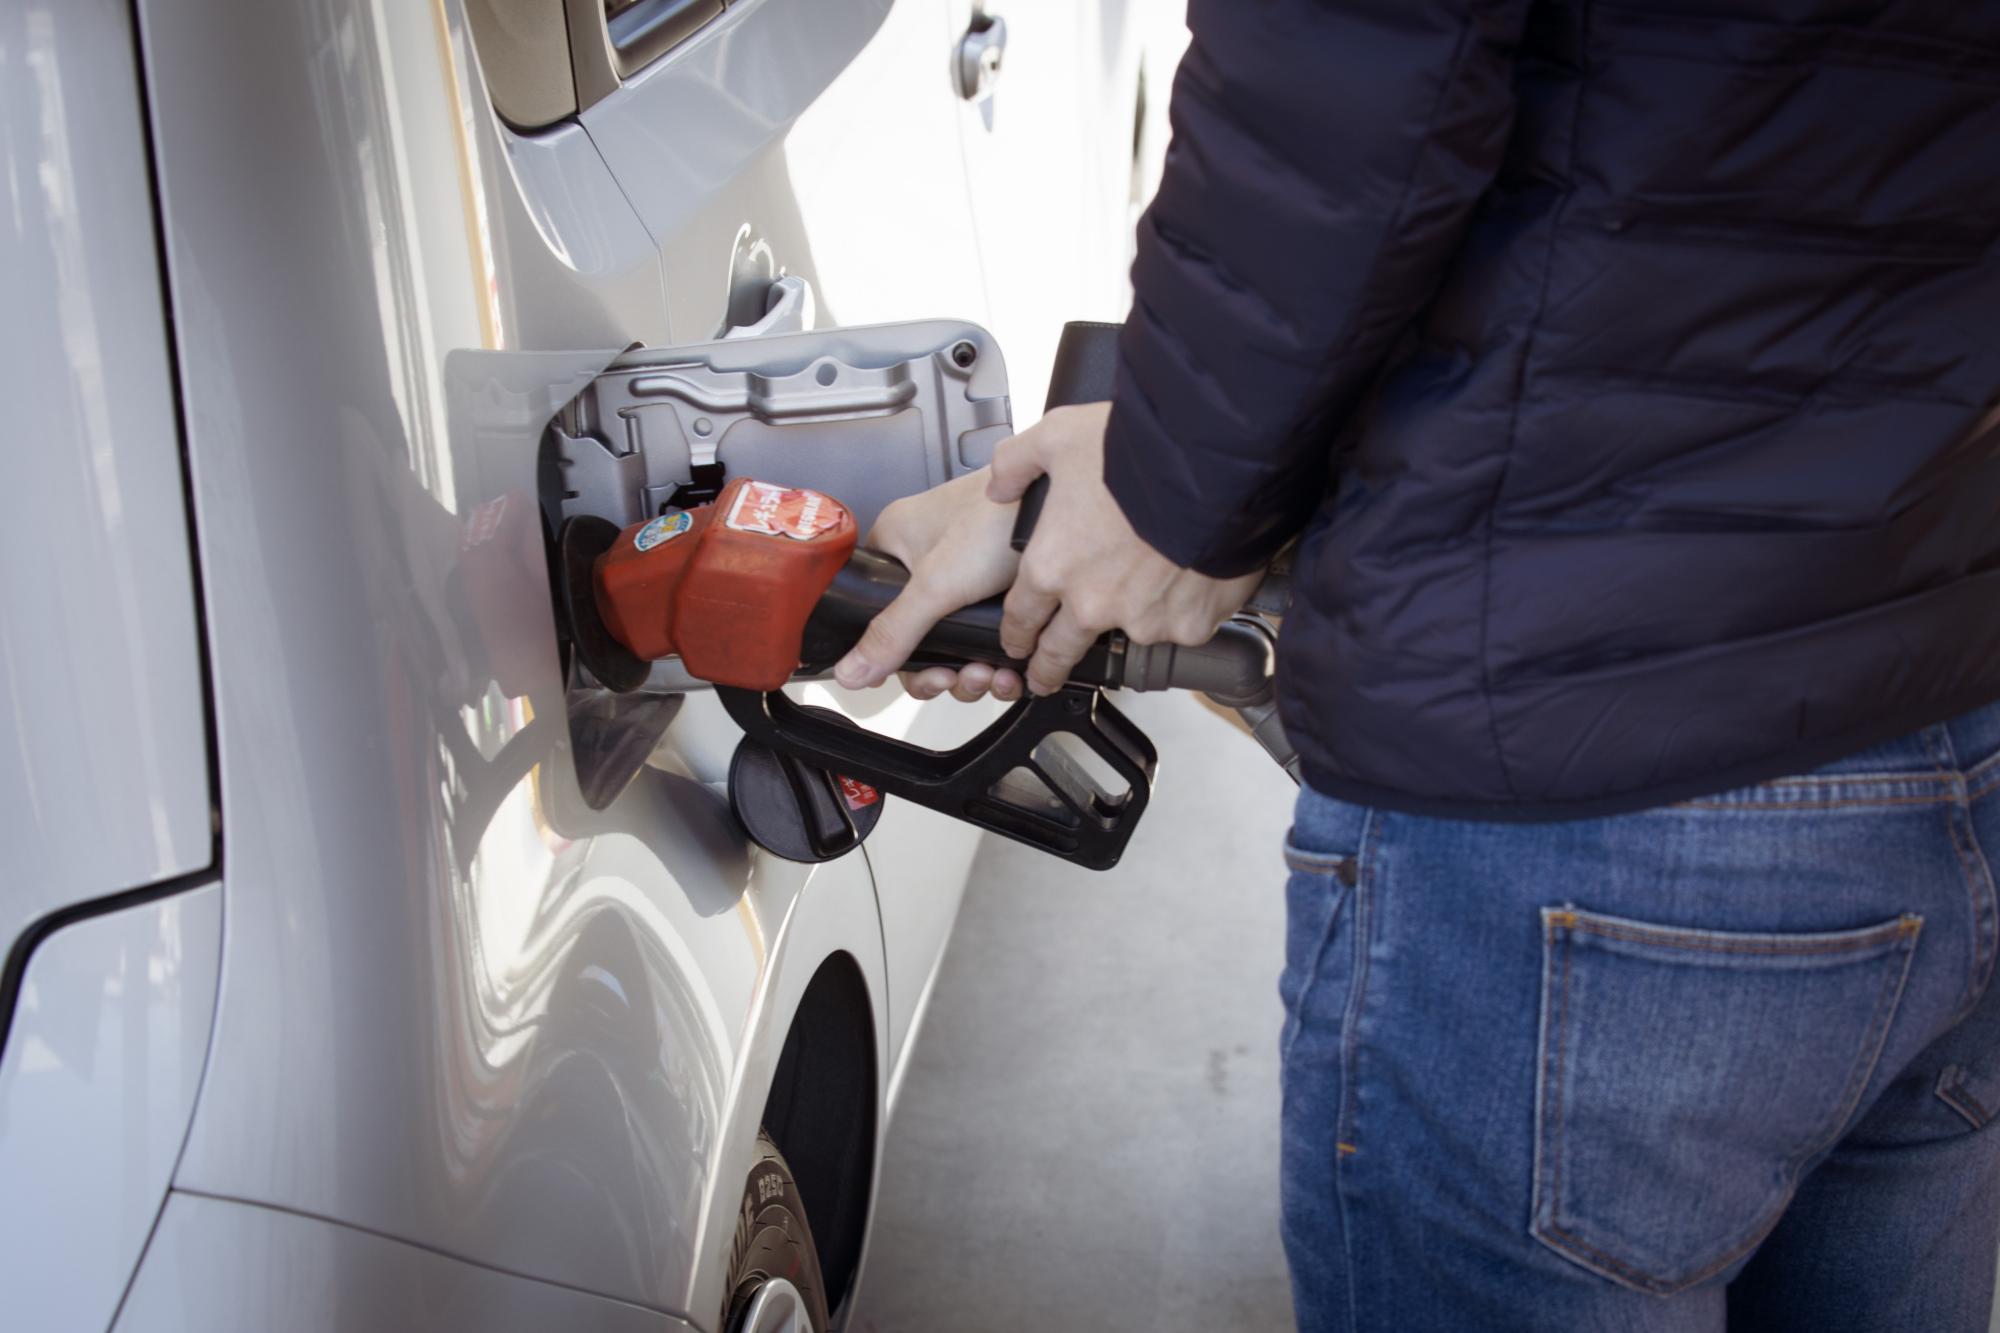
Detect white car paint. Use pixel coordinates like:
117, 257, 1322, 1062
0, 0, 1167, 1328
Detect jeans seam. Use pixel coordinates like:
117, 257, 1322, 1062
1334, 810, 1383, 1333
1944, 808, 1994, 1021
1335, 812, 1383, 1150
1533, 915, 1922, 1295
1937, 1067, 1993, 1130
1936, 726, 2000, 1023
1281, 884, 1354, 1077
1959, 784, 2000, 1010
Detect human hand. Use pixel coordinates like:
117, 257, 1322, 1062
987, 403, 1264, 696
831, 468, 1027, 702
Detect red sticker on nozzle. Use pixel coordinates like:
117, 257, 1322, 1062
836, 775, 880, 811
724, 481, 846, 541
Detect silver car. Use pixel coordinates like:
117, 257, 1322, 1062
0, 1, 1164, 1329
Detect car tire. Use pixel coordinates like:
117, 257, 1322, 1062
722, 1130, 832, 1333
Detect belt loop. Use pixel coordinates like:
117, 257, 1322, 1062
1928, 724, 1962, 782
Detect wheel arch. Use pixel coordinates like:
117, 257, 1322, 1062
760, 950, 878, 1318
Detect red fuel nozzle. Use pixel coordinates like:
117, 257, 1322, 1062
566, 473, 1271, 704
591, 477, 858, 692
551, 471, 1272, 872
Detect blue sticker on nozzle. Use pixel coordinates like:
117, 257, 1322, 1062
634, 510, 693, 552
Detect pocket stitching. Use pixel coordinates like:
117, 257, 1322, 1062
1966, 746, 2000, 793
1694, 772, 1946, 786
1545, 910, 1577, 1250
1562, 912, 1922, 957
1335, 811, 1386, 1158
1936, 1067, 1994, 1130
1677, 793, 1954, 812
1533, 911, 1923, 1294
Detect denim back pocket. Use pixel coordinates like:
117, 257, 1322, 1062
1533, 907, 1923, 1294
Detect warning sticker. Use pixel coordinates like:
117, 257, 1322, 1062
835, 775, 881, 811
634, 510, 692, 552
724, 481, 845, 542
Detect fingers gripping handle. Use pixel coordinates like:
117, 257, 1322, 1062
823, 319, 1286, 697
1010, 320, 1122, 552
1002, 321, 1292, 625
804, 552, 1276, 703
802, 551, 1120, 685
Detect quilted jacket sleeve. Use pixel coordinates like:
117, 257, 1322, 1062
1105, 0, 1534, 576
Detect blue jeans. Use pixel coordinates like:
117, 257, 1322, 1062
1280, 701, 2000, 1331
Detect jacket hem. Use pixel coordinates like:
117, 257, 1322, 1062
1297, 682, 2000, 823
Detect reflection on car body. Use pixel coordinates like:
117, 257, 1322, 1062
0, 1, 1161, 1329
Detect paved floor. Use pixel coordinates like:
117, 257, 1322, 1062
855, 691, 1299, 1333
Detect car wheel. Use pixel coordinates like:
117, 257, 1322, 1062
722, 1130, 831, 1333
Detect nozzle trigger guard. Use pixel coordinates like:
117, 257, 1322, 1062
717, 683, 1157, 871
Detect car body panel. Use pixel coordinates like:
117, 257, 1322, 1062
1, 0, 1146, 1324
131, 0, 907, 1316
114, 1192, 695, 1333
951, 0, 1144, 420
0, 885, 221, 1333
137, 0, 677, 1306
582, 0, 990, 341
0, 0, 212, 959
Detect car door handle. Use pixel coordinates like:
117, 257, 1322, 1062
955, 12, 1006, 102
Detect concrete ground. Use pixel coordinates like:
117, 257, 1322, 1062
855, 691, 1298, 1333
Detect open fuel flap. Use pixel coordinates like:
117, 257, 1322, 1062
541, 313, 1291, 870
545, 317, 1012, 543
539, 314, 1019, 811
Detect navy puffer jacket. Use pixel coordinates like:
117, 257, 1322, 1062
1105, 0, 2000, 818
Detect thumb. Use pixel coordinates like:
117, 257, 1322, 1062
833, 585, 945, 690
985, 432, 1047, 504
